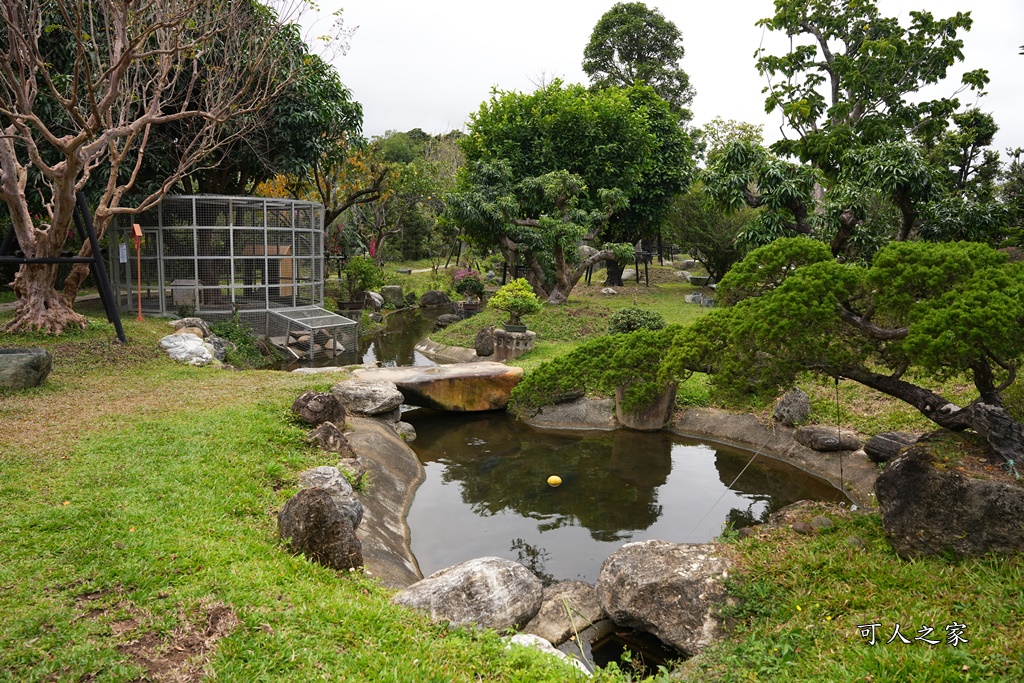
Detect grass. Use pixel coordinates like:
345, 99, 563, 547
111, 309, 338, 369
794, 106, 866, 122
0, 310, 618, 682
670, 505, 1024, 682
4, 266, 1023, 681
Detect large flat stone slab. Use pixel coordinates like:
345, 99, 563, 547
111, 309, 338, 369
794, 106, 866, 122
352, 362, 523, 412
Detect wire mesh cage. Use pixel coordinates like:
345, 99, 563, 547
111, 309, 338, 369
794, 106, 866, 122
107, 196, 328, 348
266, 307, 359, 364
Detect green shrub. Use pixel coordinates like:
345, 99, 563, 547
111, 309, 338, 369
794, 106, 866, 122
209, 315, 274, 369
608, 306, 666, 334
342, 256, 383, 302
488, 278, 542, 325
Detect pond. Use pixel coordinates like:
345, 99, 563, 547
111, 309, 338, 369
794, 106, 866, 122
403, 409, 848, 584
276, 307, 443, 370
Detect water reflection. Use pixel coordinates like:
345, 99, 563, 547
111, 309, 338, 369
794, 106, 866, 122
405, 410, 848, 582
359, 308, 442, 367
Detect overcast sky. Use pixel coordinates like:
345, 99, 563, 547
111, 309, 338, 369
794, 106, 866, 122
301, 0, 1024, 156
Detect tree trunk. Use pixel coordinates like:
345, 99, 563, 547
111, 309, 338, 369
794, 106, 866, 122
842, 366, 1024, 466
2, 264, 87, 334
603, 260, 625, 287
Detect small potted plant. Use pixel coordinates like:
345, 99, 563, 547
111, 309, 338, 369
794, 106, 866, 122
488, 278, 542, 332
452, 268, 485, 311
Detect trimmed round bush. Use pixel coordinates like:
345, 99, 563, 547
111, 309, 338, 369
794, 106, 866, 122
608, 306, 666, 335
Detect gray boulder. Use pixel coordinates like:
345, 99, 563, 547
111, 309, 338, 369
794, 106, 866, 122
773, 389, 810, 427
596, 540, 731, 656
475, 325, 495, 357
620, 268, 636, 281
366, 291, 385, 311
864, 431, 917, 463
391, 556, 543, 630
393, 421, 417, 443
433, 313, 463, 330
296, 465, 363, 529
522, 580, 605, 646
158, 333, 215, 366
332, 379, 404, 416
292, 390, 346, 427
419, 290, 451, 307
382, 285, 405, 309
205, 334, 233, 362
307, 422, 357, 459
794, 426, 862, 451
875, 444, 1024, 559
0, 348, 53, 389
278, 488, 362, 571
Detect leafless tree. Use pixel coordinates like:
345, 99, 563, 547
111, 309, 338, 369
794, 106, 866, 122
0, 0, 320, 333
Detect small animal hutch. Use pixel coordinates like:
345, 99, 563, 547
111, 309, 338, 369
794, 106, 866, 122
107, 195, 357, 362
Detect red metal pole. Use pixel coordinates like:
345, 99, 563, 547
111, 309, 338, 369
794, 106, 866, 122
133, 224, 143, 322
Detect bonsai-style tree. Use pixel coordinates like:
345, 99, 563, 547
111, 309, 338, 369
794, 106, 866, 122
488, 279, 542, 327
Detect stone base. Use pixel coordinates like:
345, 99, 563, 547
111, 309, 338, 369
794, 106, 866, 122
492, 329, 536, 362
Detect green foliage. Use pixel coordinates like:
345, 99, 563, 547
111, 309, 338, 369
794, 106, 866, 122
667, 182, 755, 282
509, 325, 683, 415
209, 315, 274, 369
583, 2, 694, 117
608, 306, 666, 334
487, 278, 542, 325
448, 80, 695, 302
342, 256, 383, 301
670, 238, 1024, 451
450, 268, 485, 299
717, 237, 833, 305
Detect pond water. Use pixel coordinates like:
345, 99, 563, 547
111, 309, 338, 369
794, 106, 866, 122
276, 307, 443, 370
403, 409, 848, 583
358, 308, 441, 367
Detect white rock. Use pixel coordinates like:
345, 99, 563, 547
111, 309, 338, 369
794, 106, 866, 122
159, 333, 213, 366
505, 634, 591, 676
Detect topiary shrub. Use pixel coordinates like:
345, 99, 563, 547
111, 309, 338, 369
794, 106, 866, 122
608, 306, 666, 334
488, 278, 542, 326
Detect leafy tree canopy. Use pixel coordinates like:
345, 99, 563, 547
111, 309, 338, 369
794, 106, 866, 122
756, 0, 988, 172
699, 0, 1005, 260
447, 81, 694, 303
583, 2, 694, 118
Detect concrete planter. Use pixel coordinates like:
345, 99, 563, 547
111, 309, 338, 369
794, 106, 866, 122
0, 348, 53, 389
615, 381, 677, 431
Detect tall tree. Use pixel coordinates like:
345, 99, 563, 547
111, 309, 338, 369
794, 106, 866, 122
707, 1, 994, 258
446, 81, 694, 304
0, 0, 325, 333
583, 2, 694, 117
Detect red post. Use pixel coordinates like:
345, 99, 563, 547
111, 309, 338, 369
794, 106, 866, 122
132, 223, 143, 322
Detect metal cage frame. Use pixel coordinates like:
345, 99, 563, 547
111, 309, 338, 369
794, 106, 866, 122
107, 195, 358, 362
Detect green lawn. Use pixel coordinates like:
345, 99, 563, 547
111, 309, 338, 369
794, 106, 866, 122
3, 274, 1022, 681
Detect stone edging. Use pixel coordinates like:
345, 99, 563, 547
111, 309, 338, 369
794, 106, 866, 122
414, 337, 480, 363
344, 416, 426, 588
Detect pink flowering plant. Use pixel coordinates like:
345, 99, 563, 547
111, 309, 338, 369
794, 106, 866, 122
451, 268, 485, 299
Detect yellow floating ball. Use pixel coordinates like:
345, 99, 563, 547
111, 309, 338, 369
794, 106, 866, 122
547, 475, 562, 487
